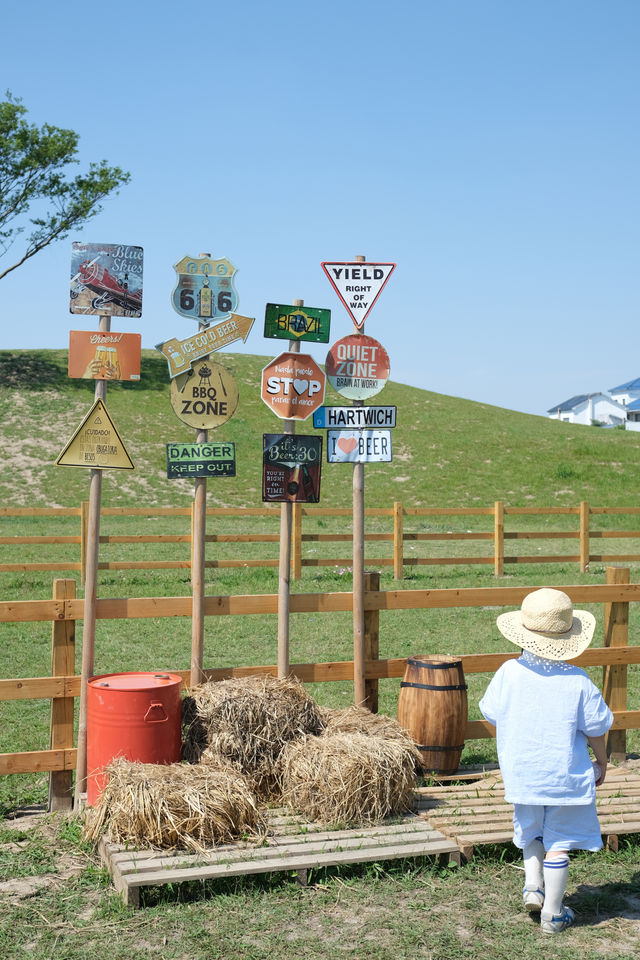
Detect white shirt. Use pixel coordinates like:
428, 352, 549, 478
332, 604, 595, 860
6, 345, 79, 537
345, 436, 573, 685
479, 651, 613, 805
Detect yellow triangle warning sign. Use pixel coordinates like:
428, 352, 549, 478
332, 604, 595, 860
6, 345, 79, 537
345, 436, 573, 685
56, 398, 135, 470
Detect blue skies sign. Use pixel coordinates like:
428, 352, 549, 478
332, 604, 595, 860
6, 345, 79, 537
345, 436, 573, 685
70, 242, 143, 317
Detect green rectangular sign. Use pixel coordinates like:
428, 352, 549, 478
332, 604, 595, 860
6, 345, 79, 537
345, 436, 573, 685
264, 303, 331, 343
166, 442, 236, 479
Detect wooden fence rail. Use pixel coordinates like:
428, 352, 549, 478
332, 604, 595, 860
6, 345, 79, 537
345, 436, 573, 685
3, 501, 640, 579
1, 569, 639, 809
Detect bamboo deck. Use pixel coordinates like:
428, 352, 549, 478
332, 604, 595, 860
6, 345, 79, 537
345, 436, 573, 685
99, 808, 459, 907
416, 765, 640, 860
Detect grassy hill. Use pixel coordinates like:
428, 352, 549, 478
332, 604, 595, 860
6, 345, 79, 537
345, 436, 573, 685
1, 348, 640, 512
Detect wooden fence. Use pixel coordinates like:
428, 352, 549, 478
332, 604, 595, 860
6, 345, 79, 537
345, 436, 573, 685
1, 568, 639, 810
3, 501, 640, 579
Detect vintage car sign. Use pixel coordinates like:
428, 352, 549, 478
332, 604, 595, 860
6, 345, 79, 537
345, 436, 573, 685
171, 255, 238, 324
327, 430, 392, 463
261, 352, 326, 421
264, 303, 331, 343
70, 242, 143, 317
56, 399, 134, 470
166, 441, 236, 479
321, 260, 395, 329
313, 405, 396, 429
169, 359, 238, 430
325, 334, 390, 400
262, 434, 322, 503
68, 331, 141, 382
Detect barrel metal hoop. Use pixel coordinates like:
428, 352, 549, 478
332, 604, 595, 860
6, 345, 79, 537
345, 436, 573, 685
407, 658, 463, 670
400, 681, 468, 692
417, 744, 465, 752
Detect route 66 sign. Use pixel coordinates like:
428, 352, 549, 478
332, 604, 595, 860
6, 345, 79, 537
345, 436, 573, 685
171, 255, 238, 324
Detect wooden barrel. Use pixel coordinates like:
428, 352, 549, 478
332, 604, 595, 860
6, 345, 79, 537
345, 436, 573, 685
397, 655, 468, 774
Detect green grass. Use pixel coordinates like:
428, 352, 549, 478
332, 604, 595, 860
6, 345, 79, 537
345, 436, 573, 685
4, 347, 640, 511
0, 816, 638, 959
2, 351, 640, 956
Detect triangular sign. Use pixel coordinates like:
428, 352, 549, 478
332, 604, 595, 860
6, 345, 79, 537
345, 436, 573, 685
321, 261, 396, 329
56, 398, 135, 470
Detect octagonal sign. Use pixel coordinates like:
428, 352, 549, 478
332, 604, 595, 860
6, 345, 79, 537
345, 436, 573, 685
261, 352, 326, 420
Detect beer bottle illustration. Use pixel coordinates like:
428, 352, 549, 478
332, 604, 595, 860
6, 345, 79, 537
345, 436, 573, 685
198, 276, 213, 319
301, 464, 317, 502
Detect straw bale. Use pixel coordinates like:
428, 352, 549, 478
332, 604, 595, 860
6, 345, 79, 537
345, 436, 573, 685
82, 758, 265, 853
320, 705, 421, 758
279, 731, 418, 826
183, 674, 325, 798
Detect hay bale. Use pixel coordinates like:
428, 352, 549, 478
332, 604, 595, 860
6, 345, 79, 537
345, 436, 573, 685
320, 705, 421, 757
82, 758, 265, 853
183, 674, 324, 799
279, 731, 418, 825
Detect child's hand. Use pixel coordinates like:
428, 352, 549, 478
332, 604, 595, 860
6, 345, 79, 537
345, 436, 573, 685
593, 760, 606, 786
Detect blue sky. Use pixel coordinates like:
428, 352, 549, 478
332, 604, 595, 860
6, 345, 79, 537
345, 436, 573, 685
2, 0, 638, 416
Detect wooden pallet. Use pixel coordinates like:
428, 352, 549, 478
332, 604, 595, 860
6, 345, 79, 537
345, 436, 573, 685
416, 766, 640, 860
99, 808, 459, 907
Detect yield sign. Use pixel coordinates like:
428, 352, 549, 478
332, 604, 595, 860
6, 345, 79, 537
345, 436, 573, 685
321, 261, 395, 329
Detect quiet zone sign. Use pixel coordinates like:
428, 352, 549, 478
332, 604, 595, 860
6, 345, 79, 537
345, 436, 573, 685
325, 334, 389, 400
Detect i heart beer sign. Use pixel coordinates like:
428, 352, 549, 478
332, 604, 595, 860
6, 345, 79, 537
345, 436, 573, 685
261, 352, 326, 420
327, 429, 393, 463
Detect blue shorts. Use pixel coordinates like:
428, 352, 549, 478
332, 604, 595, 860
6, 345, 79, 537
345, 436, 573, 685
512, 801, 603, 853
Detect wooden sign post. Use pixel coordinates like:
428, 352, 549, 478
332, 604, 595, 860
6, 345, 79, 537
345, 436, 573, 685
74, 314, 110, 806
277, 300, 303, 679
191, 322, 208, 688
351, 257, 367, 707
165, 252, 245, 689
321, 254, 395, 709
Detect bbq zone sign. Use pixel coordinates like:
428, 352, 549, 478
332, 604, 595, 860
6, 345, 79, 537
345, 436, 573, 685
169, 359, 238, 429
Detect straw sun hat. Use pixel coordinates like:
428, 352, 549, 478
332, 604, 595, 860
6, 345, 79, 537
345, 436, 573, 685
496, 588, 595, 661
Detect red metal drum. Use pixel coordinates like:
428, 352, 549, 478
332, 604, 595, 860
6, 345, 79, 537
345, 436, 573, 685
87, 672, 183, 805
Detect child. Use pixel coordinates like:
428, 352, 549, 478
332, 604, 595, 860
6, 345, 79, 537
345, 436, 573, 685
479, 588, 613, 935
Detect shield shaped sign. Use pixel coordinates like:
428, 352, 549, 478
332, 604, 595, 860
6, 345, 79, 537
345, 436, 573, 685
171, 255, 239, 324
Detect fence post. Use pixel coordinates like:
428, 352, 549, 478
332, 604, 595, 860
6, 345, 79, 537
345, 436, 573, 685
494, 501, 504, 576
363, 571, 380, 712
49, 578, 76, 812
603, 565, 629, 761
393, 500, 404, 580
80, 500, 89, 585
580, 501, 590, 573
291, 503, 302, 580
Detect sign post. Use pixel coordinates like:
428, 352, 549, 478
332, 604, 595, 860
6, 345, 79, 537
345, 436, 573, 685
278, 301, 300, 679
261, 298, 328, 677
65, 241, 143, 809
74, 314, 108, 807
165, 253, 247, 688
322, 254, 394, 709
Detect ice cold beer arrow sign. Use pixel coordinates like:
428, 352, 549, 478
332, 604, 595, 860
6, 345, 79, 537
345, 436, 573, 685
321, 261, 395, 329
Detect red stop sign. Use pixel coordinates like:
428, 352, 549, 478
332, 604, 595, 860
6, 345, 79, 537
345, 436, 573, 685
261, 352, 326, 420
